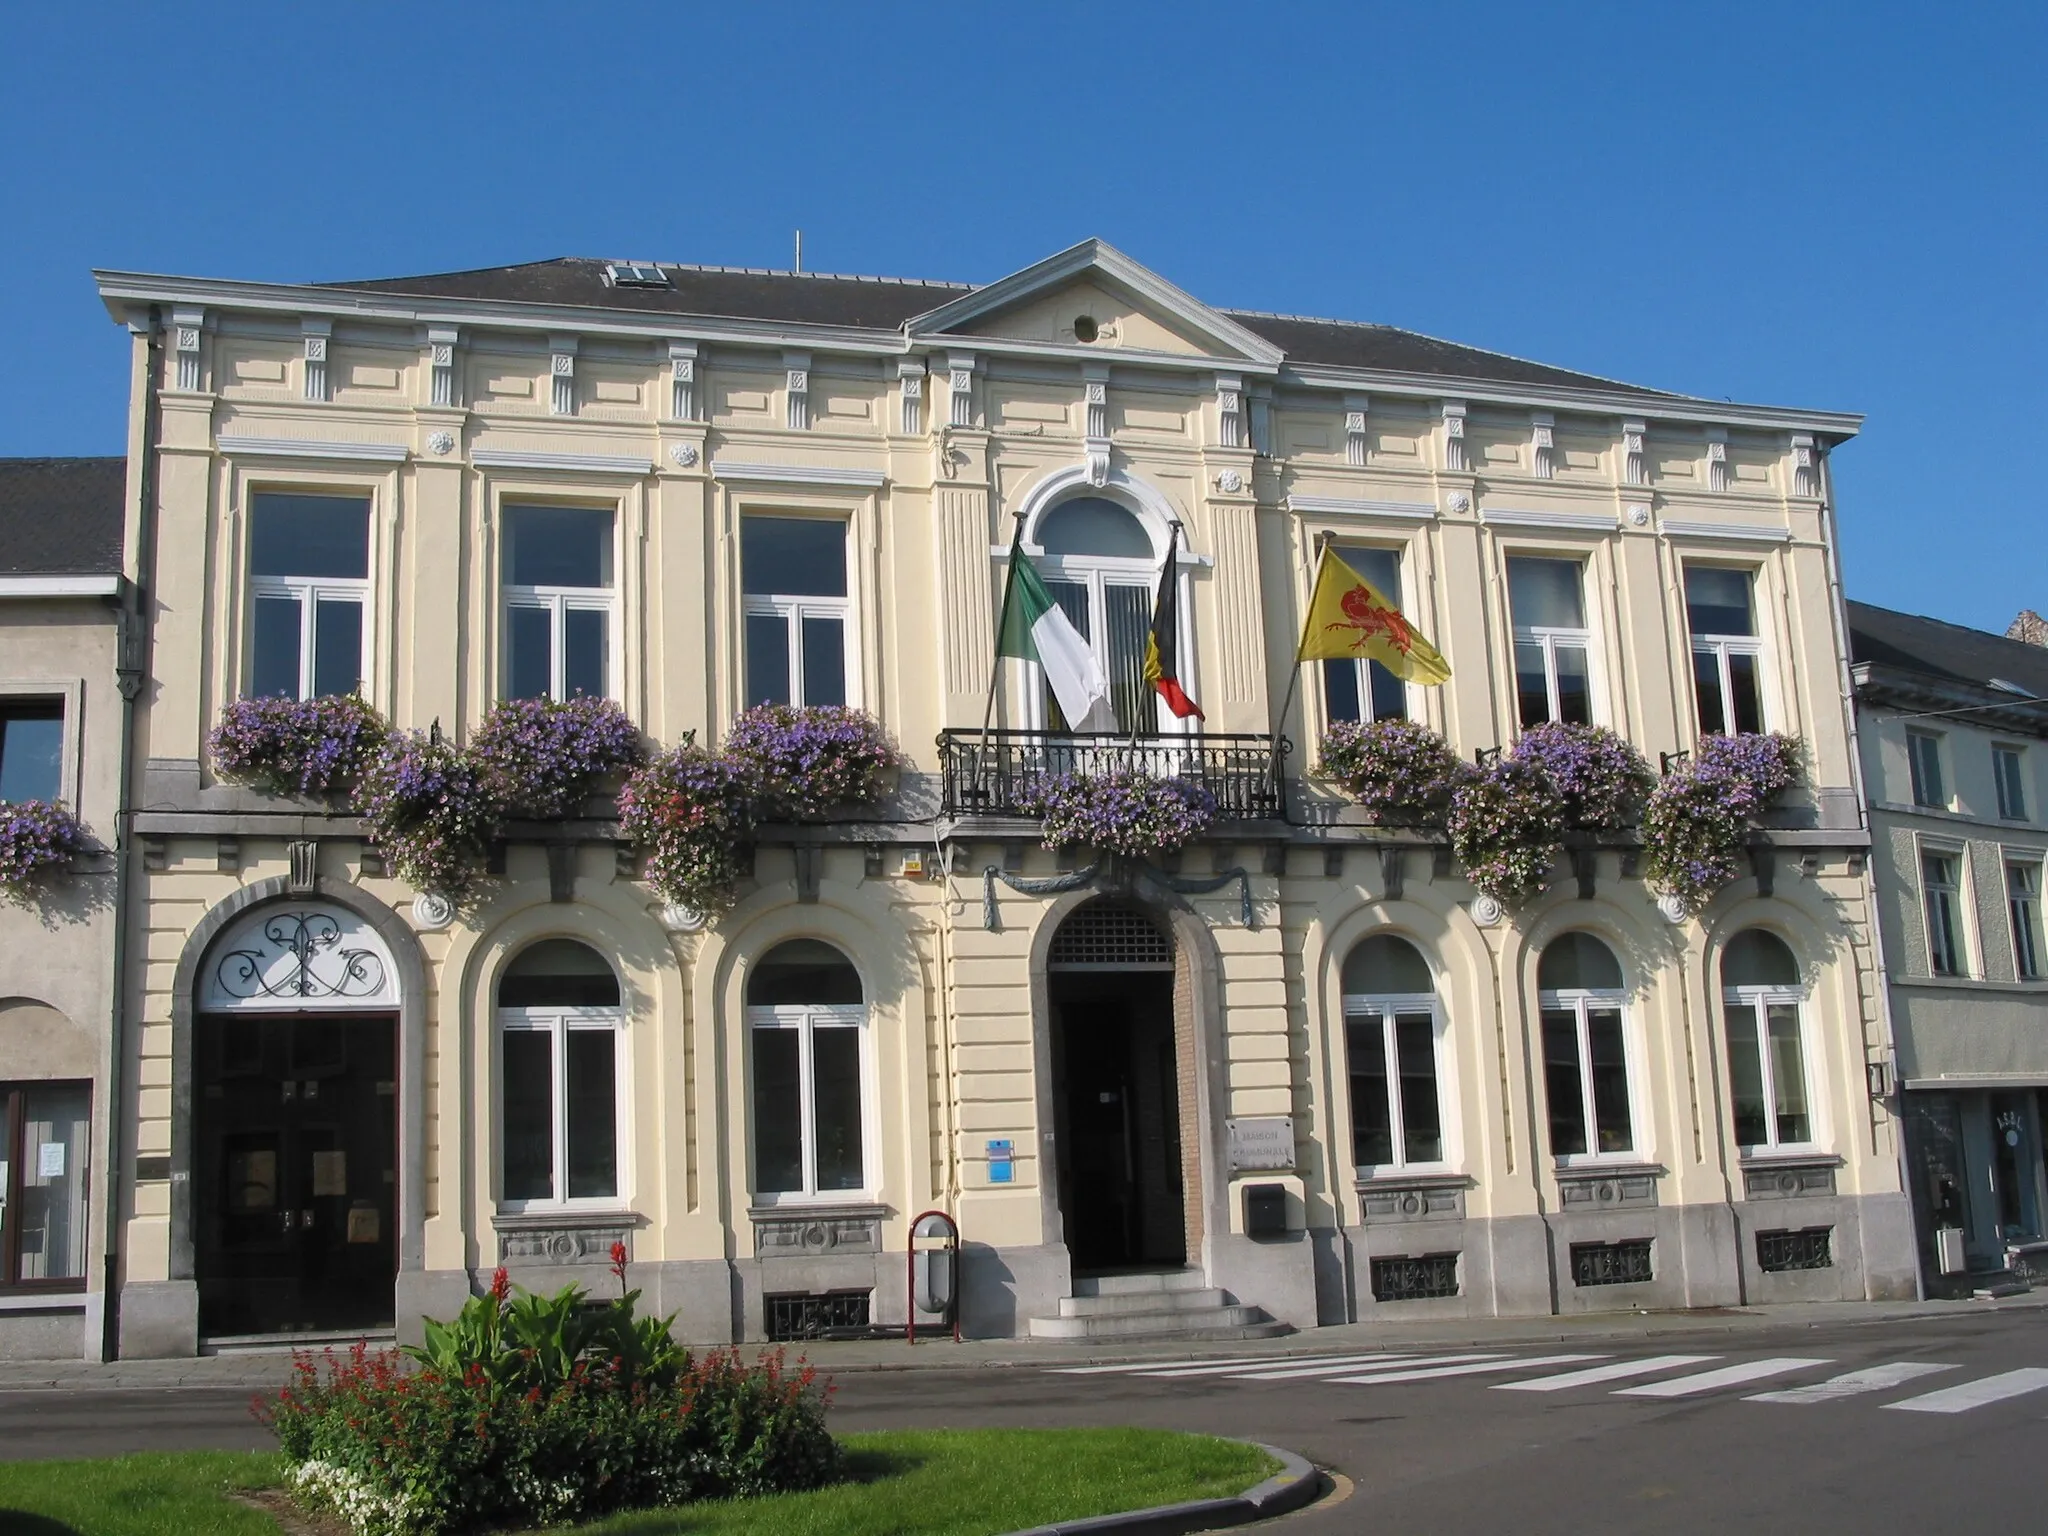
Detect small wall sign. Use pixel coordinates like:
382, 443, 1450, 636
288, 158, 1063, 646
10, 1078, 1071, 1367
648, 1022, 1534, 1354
986, 1139, 1015, 1184
1226, 1117, 1296, 1173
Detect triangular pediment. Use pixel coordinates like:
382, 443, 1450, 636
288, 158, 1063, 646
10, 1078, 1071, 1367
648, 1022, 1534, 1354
908, 240, 1283, 366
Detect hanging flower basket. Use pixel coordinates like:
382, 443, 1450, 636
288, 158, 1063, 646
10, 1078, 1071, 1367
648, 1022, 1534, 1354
470, 695, 646, 821
352, 731, 499, 898
1642, 732, 1801, 913
0, 800, 88, 903
1447, 758, 1566, 907
208, 693, 389, 801
1317, 719, 1466, 826
1508, 722, 1655, 831
1016, 770, 1218, 859
722, 705, 900, 820
618, 739, 760, 915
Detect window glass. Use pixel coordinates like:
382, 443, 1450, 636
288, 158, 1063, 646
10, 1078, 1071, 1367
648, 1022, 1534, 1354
1767, 1004, 1810, 1143
1722, 929, 1800, 988
745, 614, 792, 707
1538, 932, 1624, 992
500, 941, 621, 1009
506, 606, 553, 701
1347, 1019, 1395, 1166
742, 517, 846, 597
250, 597, 304, 700
501, 1033, 554, 1201
1515, 640, 1551, 727
1036, 497, 1151, 558
1323, 546, 1408, 724
1726, 651, 1764, 734
748, 940, 863, 1005
504, 507, 613, 589
1691, 650, 1727, 736
312, 598, 364, 697
1908, 732, 1946, 808
564, 1029, 618, 1199
1727, 1003, 1767, 1146
1554, 643, 1593, 725
1587, 1007, 1633, 1153
1923, 852, 1964, 975
800, 616, 847, 706
751, 1027, 804, 1193
811, 1024, 865, 1191
1342, 935, 1434, 995
1996, 747, 2028, 821
14, 1083, 90, 1282
563, 608, 609, 700
1507, 557, 1586, 630
1394, 1012, 1442, 1163
1684, 567, 1756, 637
1542, 1009, 1588, 1157
2008, 862, 2042, 981
0, 703, 64, 804
250, 494, 370, 580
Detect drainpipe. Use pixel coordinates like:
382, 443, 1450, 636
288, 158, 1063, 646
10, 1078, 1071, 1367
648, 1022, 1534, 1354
1813, 442, 1919, 1299
98, 310, 162, 1358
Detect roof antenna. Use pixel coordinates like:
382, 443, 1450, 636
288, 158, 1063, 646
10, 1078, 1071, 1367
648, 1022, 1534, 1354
794, 229, 803, 274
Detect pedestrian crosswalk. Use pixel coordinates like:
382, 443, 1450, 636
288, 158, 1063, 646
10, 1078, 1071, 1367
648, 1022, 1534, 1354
1049, 1347, 2048, 1415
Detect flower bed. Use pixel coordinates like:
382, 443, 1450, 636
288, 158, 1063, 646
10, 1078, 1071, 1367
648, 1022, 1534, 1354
724, 704, 899, 820
208, 694, 389, 800
618, 739, 761, 914
469, 695, 645, 820
0, 800, 87, 903
262, 1260, 836, 1536
1317, 719, 1466, 825
1643, 732, 1802, 912
1017, 769, 1218, 858
353, 731, 499, 898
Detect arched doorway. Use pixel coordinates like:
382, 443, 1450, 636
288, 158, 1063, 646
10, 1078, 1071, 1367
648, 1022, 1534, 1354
1047, 899, 1187, 1273
193, 903, 400, 1337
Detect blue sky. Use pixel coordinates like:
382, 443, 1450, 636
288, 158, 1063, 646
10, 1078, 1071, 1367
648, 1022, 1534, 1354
3, 1, 2040, 632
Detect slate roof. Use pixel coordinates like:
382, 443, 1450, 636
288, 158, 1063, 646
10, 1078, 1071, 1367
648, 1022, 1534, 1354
0, 457, 126, 576
321, 256, 1682, 397
1847, 600, 2048, 701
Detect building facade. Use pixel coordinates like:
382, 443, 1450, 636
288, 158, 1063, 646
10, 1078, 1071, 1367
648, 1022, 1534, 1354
89, 241, 1916, 1357
0, 457, 132, 1358
1849, 602, 2048, 1292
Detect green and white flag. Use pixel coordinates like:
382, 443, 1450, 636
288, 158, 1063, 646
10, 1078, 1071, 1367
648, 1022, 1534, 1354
994, 528, 1110, 729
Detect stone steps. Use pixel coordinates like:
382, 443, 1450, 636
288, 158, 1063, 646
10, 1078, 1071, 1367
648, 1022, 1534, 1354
1027, 1269, 1291, 1341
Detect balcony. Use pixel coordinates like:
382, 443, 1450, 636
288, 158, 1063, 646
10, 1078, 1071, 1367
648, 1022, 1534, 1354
936, 729, 1288, 822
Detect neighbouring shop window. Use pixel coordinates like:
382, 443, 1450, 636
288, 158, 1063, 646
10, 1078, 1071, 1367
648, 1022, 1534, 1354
1994, 745, 2030, 821
1907, 730, 1947, 810
0, 1081, 90, 1288
1683, 565, 1765, 736
497, 940, 623, 1206
1322, 545, 1409, 725
2009, 861, 2044, 981
1921, 850, 1968, 977
1538, 932, 1637, 1160
1342, 934, 1446, 1172
249, 492, 370, 700
1721, 929, 1815, 1151
747, 939, 868, 1200
0, 699, 63, 804
1033, 496, 1160, 733
742, 516, 850, 708
1507, 556, 1594, 727
503, 506, 615, 700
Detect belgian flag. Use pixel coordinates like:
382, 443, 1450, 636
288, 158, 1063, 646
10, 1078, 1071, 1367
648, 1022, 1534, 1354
1143, 524, 1203, 719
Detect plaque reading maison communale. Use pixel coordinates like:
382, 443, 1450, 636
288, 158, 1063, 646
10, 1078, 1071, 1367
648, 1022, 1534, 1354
1226, 1116, 1296, 1172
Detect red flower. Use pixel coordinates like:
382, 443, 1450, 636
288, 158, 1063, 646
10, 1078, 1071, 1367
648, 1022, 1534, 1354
610, 1240, 628, 1288
490, 1266, 511, 1302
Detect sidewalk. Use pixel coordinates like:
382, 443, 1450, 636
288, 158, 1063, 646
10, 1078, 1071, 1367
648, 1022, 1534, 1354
2, 1292, 2043, 1392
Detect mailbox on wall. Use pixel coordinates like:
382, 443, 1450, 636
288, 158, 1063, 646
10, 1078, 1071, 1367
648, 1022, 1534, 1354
1243, 1183, 1289, 1240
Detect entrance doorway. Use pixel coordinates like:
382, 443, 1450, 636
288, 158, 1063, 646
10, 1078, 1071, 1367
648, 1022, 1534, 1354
1048, 901, 1188, 1274
195, 1014, 398, 1336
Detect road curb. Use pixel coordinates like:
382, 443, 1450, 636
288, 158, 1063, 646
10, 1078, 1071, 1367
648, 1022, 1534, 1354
998, 1440, 1321, 1535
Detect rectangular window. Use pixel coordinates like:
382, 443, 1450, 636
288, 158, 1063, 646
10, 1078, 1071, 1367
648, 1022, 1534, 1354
1, 1081, 91, 1288
1507, 556, 1593, 727
1725, 999, 1813, 1149
742, 516, 850, 708
248, 492, 370, 699
1541, 1001, 1635, 1159
0, 700, 64, 804
1322, 545, 1409, 725
498, 1011, 621, 1206
1922, 851, 1966, 977
1345, 1006, 1445, 1171
1684, 565, 1765, 736
1907, 731, 1947, 810
1995, 746, 2029, 821
502, 505, 615, 700
748, 1004, 869, 1199
2009, 861, 2043, 981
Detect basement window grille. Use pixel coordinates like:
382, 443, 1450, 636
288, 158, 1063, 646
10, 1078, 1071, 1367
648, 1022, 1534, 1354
1370, 1253, 1460, 1302
1756, 1226, 1833, 1273
765, 1290, 872, 1341
1048, 900, 1174, 971
1570, 1238, 1654, 1287
604, 262, 670, 288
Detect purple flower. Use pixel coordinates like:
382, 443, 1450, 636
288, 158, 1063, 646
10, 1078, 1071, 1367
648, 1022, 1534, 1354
352, 731, 498, 897
1643, 732, 1802, 912
470, 696, 646, 821
1447, 758, 1565, 906
209, 694, 389, 800
617, 739, 759, 912
0, 800, 87, 901
1016, 770, 1218, 858
723, 706, 900, 820
1318, 720, 1466, 826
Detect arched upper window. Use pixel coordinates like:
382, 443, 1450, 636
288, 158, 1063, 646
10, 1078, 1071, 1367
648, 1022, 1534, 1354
1720, 928, 1815, 1151
497, 940, 622, 1209
1537, 932, 1636, 1160
1341, 935, 1447, 1173
1028, 496, 1170, 734
746, 940, 870, 1201
1037, 496, 1153, 559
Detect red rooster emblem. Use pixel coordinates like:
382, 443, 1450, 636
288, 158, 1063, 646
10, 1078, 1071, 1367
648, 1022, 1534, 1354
1326, 585, 1415, 654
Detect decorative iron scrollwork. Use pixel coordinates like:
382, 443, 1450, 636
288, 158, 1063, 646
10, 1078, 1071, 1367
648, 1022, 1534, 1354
212, 910, 389, 1003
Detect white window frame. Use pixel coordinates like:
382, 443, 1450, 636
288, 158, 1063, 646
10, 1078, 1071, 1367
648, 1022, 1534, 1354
1921, 844, 1970, 978
500, 505, 618, 702
495, 1003, 627, 1213
1341, 989, 1454, 1177
248, 575, 369, 700
2006, 855, 2044, 982
1994, 745, 2030, 822
1682, 564, 1770, 736
1907, 729, 1948, 810
740, 516, 857, 709
1539, 986, 1643, 1166
1721, 984, 1820, 1155
1506, 556, 1599, 728
1028, 550, 1186, 735
745, 1001, 875, 1206
1319, 543, 1414, 730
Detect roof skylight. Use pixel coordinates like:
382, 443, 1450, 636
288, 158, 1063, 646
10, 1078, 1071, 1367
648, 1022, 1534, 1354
604, 262, 670, 288
1989, 677, 2035, 697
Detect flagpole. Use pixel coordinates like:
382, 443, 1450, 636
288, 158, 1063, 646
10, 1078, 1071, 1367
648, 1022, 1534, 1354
1270, 530, 1333, 805
979, 513, 1027, 793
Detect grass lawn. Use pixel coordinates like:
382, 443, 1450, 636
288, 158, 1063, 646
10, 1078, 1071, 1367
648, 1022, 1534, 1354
0, 1428, 1279, 1536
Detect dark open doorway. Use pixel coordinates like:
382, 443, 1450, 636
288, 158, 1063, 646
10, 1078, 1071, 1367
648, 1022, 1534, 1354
1050, 968, 1187, 1273
194, 1014, 398, 1337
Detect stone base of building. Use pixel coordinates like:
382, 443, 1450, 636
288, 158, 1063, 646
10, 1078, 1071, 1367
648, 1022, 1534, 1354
0, 1295, 101, 1360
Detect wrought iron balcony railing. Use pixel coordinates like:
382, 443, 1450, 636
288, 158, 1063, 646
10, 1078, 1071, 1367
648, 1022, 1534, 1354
936, 728, 1289, 821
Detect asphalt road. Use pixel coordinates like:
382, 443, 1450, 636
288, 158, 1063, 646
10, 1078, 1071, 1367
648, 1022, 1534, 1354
2, 1310, 2044, 1533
